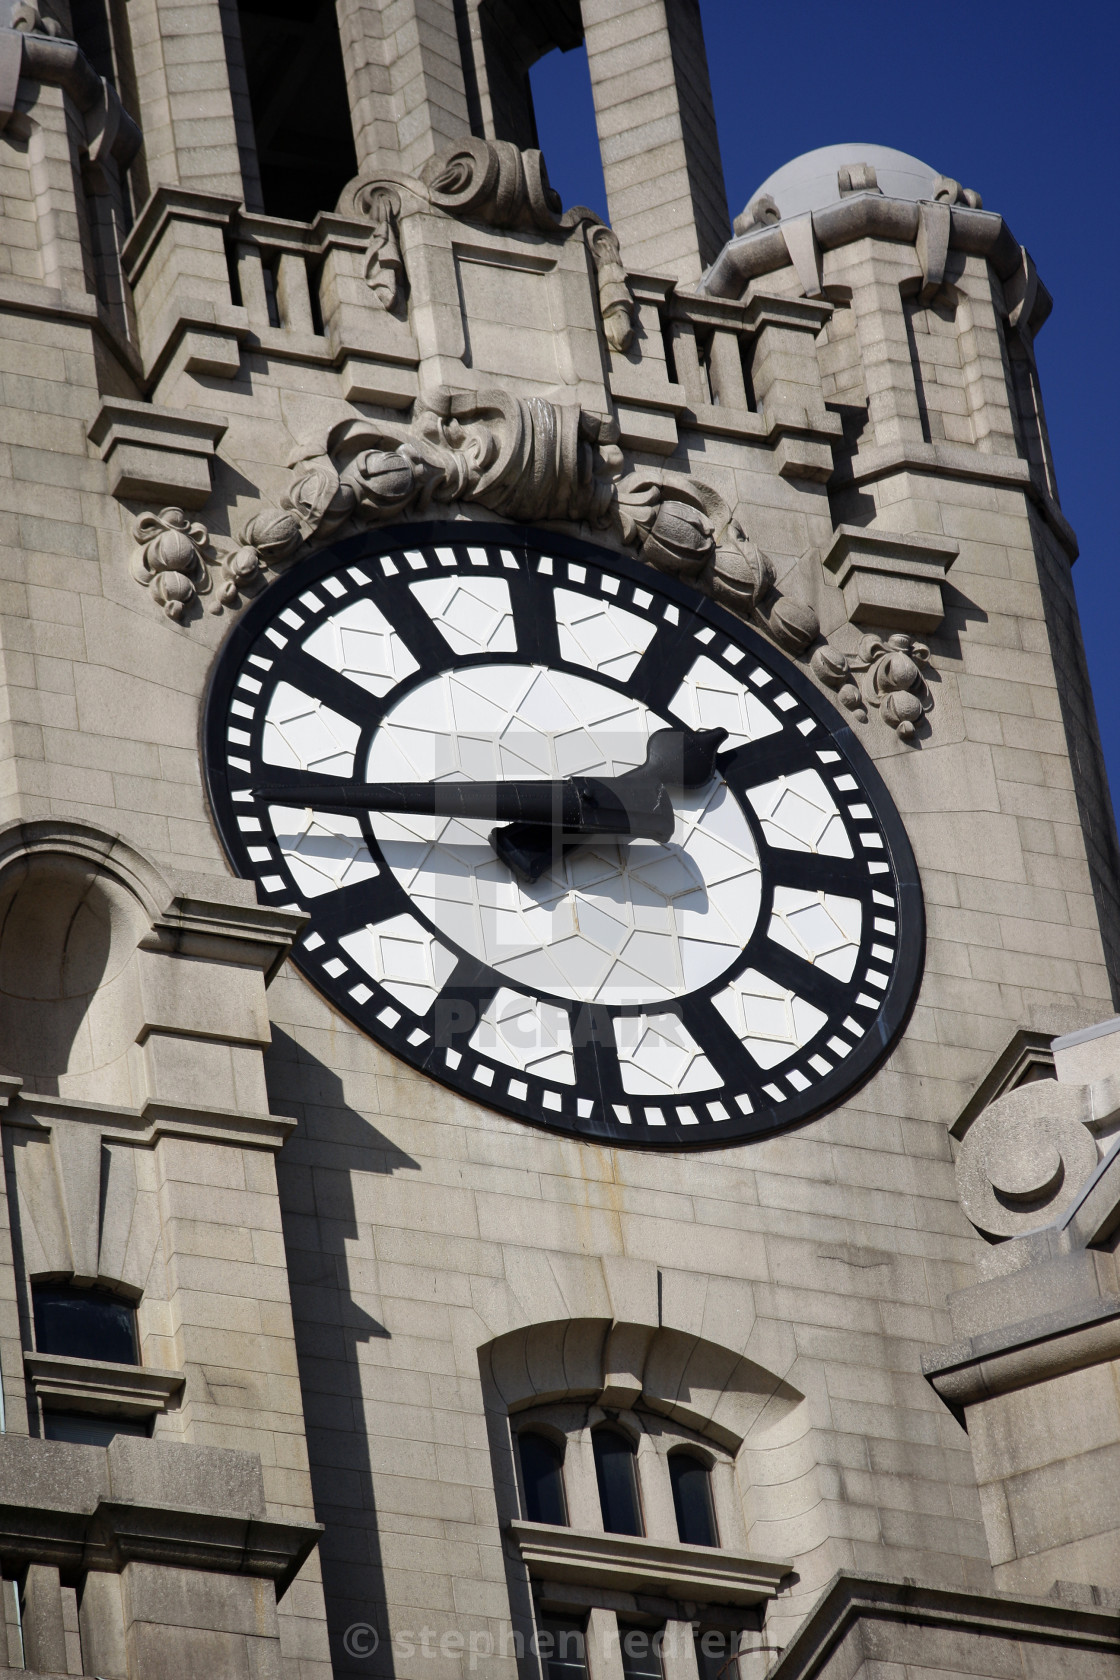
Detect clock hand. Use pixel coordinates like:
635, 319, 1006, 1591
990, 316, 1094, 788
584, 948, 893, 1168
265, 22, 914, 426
252, 726, 728, 843
253, 726, 728, 884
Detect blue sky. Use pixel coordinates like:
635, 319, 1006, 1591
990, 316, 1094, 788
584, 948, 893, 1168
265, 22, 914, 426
531, 0, 1120, 804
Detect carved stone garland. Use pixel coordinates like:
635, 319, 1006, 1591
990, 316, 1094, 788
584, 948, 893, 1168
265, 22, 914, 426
811, 635, 934, 742
130, 385, 816, 648
129, 386, 940, 739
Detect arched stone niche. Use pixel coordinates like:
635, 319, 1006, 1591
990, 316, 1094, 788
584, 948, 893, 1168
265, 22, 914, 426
0, 818, 296, 1114
0, 826, 165, 1104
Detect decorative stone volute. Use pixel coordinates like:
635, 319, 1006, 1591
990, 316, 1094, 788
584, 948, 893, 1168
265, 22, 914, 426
342, 137, 638, 352
954, 1083, 1099, 1238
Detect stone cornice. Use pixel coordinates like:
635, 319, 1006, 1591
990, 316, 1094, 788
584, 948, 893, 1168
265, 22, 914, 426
5, 1091, 295, 1152
144, 893, 307, 982
507, 1520, 790, 1605
0, 273, 141, 380
831, 438, 1078, 560
921, 1295, 1120, 1406
822, 527, 959, 634
766, 1571, 1120, 1678
87, 398, 229, 510
700, 192, 1050, 329
0, 1496, 320, 1596
88, 398, 228, 456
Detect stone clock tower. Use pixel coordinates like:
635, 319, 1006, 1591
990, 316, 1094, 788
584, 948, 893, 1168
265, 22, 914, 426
0, 0, 1118, 1676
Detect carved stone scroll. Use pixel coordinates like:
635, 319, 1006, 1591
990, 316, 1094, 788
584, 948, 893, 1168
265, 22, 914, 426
423, 138, 563, 233
345, 138, 637, 352
954, 1082, 1099, 1238
354, 184, 405, 311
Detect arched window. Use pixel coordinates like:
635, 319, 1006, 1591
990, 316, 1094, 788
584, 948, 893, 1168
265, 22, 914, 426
669, 1450, 718, 1547
32, 1283, 137, 1366
592, 1427, 643, 1536
518, 1431, 568, 1526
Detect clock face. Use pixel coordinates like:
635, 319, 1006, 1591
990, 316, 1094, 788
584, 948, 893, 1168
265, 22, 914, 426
205, 523, 923, 1148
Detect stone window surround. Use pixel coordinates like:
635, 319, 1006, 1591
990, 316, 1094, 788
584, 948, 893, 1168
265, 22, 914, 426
505, 1399, 790, 1664
511, 1403, 743, 1556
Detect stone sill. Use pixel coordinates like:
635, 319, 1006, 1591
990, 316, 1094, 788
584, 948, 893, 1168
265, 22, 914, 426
507, 1521, 790, 1605
25, 1353, 185, 1418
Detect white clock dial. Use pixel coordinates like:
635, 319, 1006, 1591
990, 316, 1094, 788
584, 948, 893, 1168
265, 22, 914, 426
206, 526, 923, 1148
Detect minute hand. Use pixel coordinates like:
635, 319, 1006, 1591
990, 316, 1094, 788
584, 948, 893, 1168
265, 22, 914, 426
252, 725, 728, 843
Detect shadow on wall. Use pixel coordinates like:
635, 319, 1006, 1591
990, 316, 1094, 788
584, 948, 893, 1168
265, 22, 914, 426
266, 1025, 418, 1678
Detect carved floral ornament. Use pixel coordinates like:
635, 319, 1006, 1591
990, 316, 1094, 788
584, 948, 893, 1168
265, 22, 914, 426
130, 386, 934, 742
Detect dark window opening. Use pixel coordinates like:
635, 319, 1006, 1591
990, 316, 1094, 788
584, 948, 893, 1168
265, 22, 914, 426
739, 339, 756, 411
526, 37, 607, 222
235, 0, 357, 222
64, 0, 147, 212
43, 1411, 151, 1447
620, 1624, 664, 1680
696, 329, 718, 404
32, 1284, 137, 1366
262, 255, 282, 329
537, 1615, 588, 1680
518, 1432, 568, 1526
660, 310, 679, 383
593, 1426, 643, 1536
669, 1451, 718, 1548
69, 0, 116, 86
694, 1629, 740, 1680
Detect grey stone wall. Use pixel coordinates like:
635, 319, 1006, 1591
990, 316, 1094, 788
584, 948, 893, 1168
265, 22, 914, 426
0, 5, 1115, 1678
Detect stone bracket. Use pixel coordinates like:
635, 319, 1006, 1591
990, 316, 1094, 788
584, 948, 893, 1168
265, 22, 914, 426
88, 399, 228, 509
822, 525, 959, 632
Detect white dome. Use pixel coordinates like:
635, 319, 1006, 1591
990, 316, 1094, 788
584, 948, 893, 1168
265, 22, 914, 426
746, 143, 940, 221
